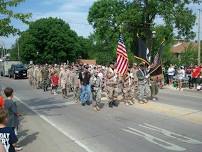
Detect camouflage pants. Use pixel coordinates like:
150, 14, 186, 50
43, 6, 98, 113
42, 79, 50, 91
123, 88, 133, 102
106, 86, 118, 100
137, 82, 151, 101
36, 80, 42, 89
150, 82, 158, 97
92, 89, 102, 106
73, 86, 80, 102
28, 76, 33, 86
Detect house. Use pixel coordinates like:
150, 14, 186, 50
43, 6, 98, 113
171, 40, 198, 59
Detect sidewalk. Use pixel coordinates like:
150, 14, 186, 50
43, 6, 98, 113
163, 85, 202, 93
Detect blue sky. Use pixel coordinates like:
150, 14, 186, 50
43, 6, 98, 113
2, 0, 96, 48
1, 0, 201, 48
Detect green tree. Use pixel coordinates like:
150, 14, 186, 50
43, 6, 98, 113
88, 0, 201, 63
180, 46, 198, 66
0, 0, 31, 36
12, 17, 86, 64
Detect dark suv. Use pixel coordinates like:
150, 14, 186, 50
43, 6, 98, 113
8, 64, 27, 79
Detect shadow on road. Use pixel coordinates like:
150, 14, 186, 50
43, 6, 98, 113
18, 129, 39, 147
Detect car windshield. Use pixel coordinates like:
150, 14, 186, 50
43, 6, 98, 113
16, 65, 25, 69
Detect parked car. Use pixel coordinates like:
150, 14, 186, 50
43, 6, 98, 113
8, 64, 27, 79
0, 60, 22, 76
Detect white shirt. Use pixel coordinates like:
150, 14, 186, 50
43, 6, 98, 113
178, 69, 185, 79
168, 67, 175, 76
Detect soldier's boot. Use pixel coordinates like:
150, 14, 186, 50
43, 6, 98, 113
112, 100, 119, 107
143, 98, 149, 103
64, 89, 68, 98
108, 100, 113, 108
93, 105, 100, 111
128, 99, 134, 105
46, 86, 48, 91
61, 89, 65, 98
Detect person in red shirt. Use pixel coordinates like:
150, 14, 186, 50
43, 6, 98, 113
191, 65, 201, 89
50, 71, 59, 95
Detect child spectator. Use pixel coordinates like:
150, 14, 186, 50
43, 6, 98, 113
50, 71, 59, 95
3, 88, 19, 133
0, 108, 18, 152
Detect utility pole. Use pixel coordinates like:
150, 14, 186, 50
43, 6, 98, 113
17, 39, 20, 61
198, 9, 201, 65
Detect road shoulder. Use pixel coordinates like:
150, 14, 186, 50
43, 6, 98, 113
17, 102, 85, 152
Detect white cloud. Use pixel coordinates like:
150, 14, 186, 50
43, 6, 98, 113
32, 0, 96, 37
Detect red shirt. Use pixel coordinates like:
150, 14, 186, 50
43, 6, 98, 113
51, 75, 59, 86
0, 96, 4, 108
192, 67, 201, 78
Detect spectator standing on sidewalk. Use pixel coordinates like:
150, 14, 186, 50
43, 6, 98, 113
191, 65, 201, 89
167, 64, 175, 85
0, 108, 17, 152
177, 66, 185, 91
186, 66, 193, 88
3, 88, 19, 135
3, 88, 22, 151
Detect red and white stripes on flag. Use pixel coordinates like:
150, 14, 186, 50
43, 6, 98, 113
116, 36, 128, 75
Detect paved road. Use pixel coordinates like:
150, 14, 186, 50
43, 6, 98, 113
0, 77, 202, 152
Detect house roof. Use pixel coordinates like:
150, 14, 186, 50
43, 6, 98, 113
171, 42, 198, 54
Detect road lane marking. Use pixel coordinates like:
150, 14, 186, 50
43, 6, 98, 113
30, 101, 76, 110
139, 123, 202, 144
14, 96, 94, 152
122, 127, 186, 151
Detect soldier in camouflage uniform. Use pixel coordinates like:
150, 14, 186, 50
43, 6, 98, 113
90, 70, 102, 111
106, 64, 119, 108
65, 66, 70, 93
37, 66, 43, 89
68, 66, 74, 93
72, 67, 80, 102
130, 65, 139, 102
122, 71, 134, 105
27, 65, 34, 86
41, 65, 50, 92
59, 66, 68, 98
33, 65, 38, 89
136, 63, 150, 103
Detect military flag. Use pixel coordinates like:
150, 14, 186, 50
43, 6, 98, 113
134, 38, 150, 65
150, 40, 165, 76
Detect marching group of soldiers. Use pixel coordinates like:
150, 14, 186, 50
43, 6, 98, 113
27, 62, 158, 111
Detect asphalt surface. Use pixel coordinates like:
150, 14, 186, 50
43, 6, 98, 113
0, 77, 202, 152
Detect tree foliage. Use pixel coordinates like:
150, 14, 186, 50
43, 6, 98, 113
88, 0, 201, 64
0, 0, 31, 36
11, 17, 89, 64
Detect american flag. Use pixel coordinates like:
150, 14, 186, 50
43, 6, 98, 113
116, 36, 128, 75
